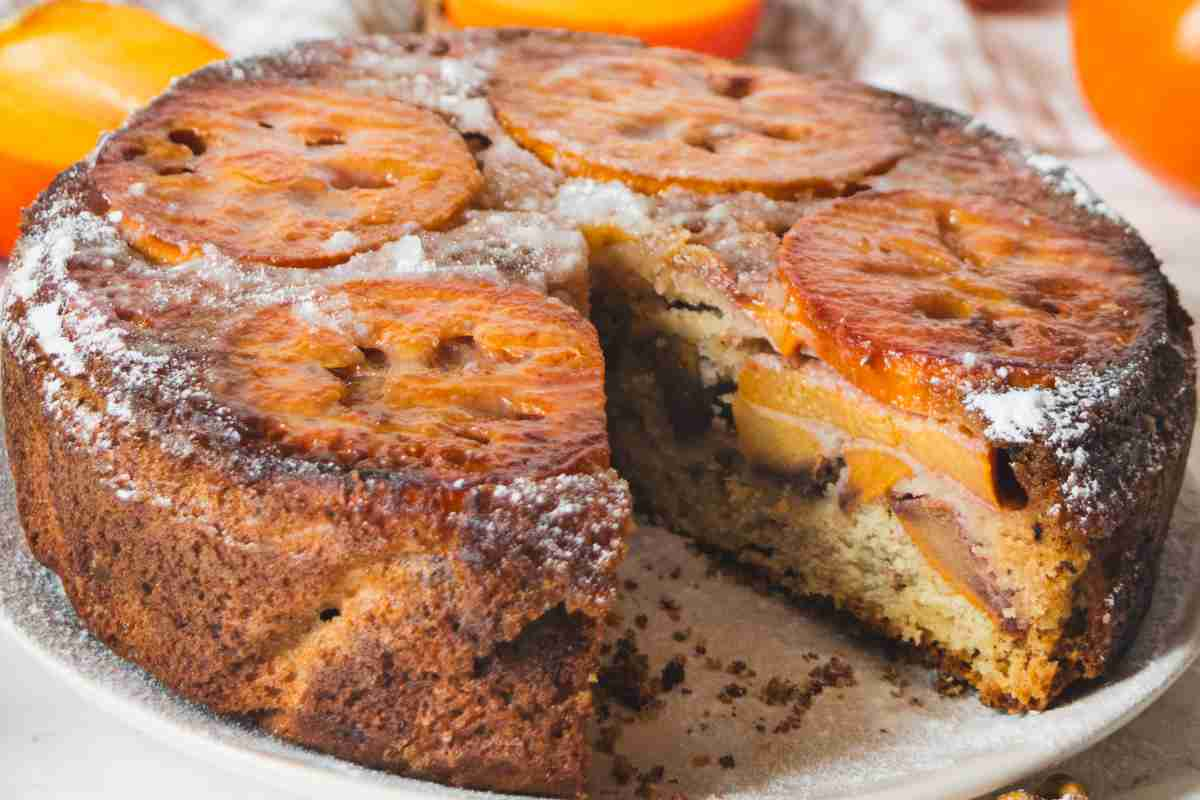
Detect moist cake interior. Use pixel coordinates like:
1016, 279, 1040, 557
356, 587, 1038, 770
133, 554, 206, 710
590, 282, 1009, 703
583, 234, 1126, 712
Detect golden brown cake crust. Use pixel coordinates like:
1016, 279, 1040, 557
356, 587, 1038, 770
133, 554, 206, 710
3, 326, 628, 796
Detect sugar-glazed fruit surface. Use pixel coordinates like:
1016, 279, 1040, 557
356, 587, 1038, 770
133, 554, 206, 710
215, 278, 607, 478
777, 189, 1165, 417
2, 28, 1193, 798
94, 83, 483, 267
491, 38, 910, 198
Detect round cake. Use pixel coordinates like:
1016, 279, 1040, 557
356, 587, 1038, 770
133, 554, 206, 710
3, 29, 1194, 797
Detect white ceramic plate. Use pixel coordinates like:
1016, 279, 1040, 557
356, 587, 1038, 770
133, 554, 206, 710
3, 428, 1199, 800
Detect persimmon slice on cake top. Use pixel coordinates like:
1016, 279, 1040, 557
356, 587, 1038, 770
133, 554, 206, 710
93, 82, 482, 267
491, 39, 912, 198
214, 278, 609, 479
777, 190, 1164, 417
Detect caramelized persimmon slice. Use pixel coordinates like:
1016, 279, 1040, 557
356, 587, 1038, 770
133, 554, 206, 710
93, 83, 482, 267
213, 278, 607, 480
491, 40, 911, 199
778, 190, 1160, 417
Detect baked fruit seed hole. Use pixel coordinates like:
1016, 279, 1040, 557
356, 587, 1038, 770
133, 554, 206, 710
92, 81, 483, 268
215, 278, 608, 479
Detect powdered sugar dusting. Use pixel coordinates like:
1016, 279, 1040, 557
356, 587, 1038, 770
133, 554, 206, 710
320, 229, 359, 254
25, 300, 82, 375
963, 346, 1178, 525
421, 211, 588, 298
4, 203, 129, 381
553, 179, 652, 233
1026, 151, 1126, 225
966, 386, 1055, 444
459, 470, 631, 601
382, 234, 425, 272
966, 370, 1107, 511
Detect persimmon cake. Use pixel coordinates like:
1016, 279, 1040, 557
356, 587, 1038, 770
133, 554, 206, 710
3, 28, 1194, 797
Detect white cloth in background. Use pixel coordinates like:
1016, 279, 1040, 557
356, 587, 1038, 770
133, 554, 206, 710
749, 0, 1105, 155
140, 0, 364, 55
0, 0, 365, 55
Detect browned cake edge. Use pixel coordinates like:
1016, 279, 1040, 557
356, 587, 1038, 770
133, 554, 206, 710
3, 343, 631, 797
944, 276, 1196, 708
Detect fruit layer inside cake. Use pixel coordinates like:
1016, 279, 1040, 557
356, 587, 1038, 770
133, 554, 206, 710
591, 264, 1068, 709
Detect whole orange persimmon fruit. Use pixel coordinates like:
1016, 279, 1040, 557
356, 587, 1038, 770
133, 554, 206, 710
1072, 0, 1200, 199
443, 0, 763, 58
0, 1, 224, 257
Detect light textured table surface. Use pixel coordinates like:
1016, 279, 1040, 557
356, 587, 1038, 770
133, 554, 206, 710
2, 3, 1199, 798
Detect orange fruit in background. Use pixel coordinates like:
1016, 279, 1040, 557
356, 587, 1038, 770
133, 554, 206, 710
1071, 0, 1200, 200
443, 0, 763, 58
0, 153, 56, 256
0, 0, 225, 257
